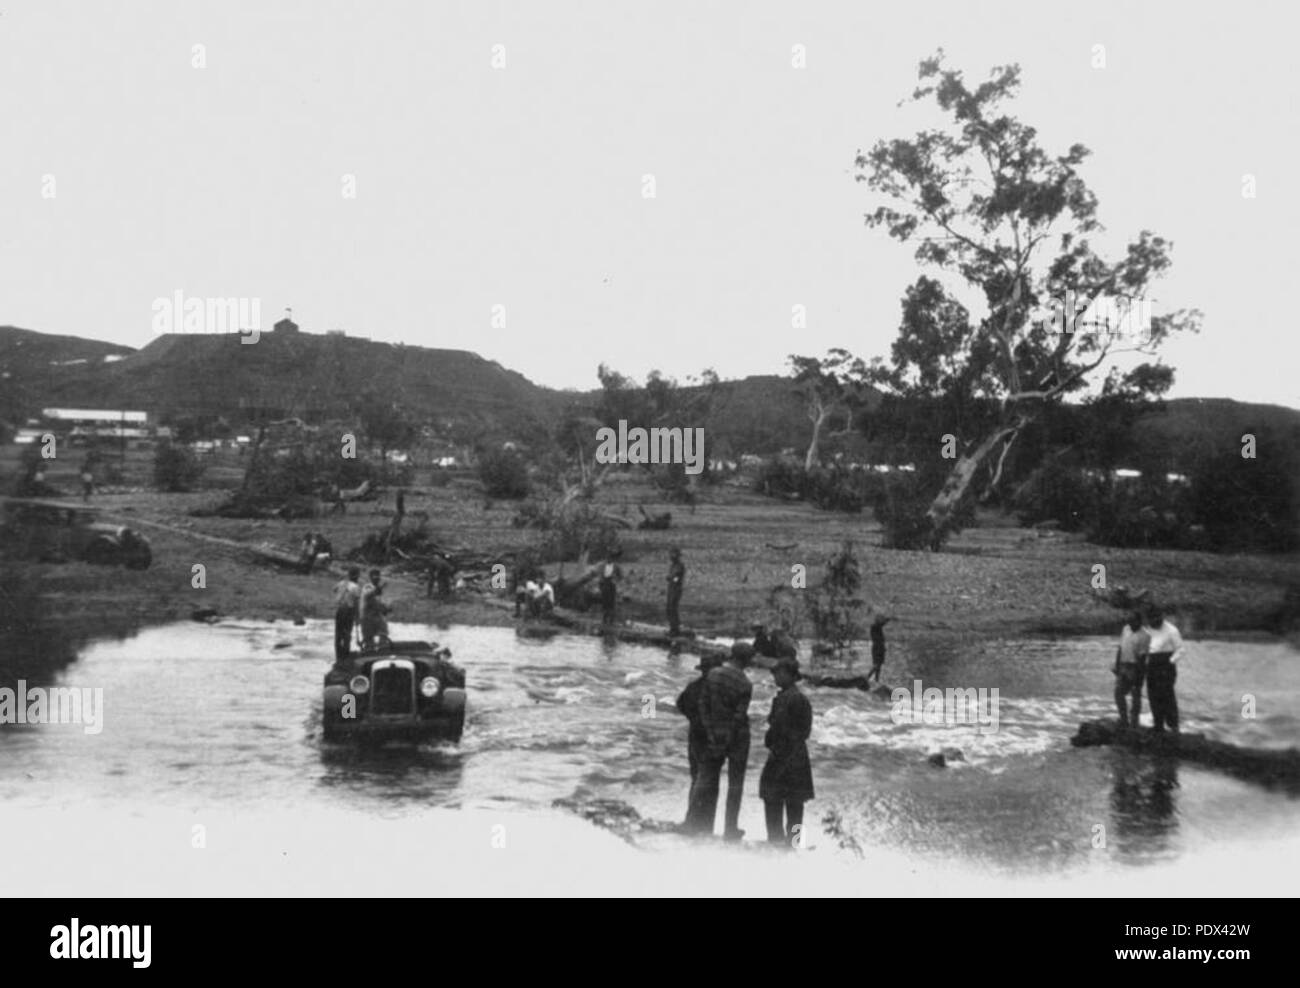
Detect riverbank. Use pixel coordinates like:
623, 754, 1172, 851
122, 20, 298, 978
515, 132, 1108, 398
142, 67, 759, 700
4, 479, 1298, 675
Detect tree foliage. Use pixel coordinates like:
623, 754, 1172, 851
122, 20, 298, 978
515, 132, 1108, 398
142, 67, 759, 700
153, 441, 206, 493
789, 349, 870, 470
856, 51, 1201, 548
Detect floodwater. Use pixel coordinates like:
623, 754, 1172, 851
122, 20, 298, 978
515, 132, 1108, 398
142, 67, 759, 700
1, 621, 1297, 893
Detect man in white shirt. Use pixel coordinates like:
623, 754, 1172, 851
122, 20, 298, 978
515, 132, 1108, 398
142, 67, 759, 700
333, 567, 363, 663
524, 579, 555, 617
1113, 612, 1150, 728
1144, 608, 1185, 733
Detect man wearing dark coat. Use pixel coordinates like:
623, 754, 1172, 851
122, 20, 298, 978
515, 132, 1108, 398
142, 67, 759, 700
676, 652, 722, 829
759, 657, 815, 847
688, 641, 754, 840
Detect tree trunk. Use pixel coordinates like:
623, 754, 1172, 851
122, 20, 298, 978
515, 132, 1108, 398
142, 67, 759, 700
804, 410, 830, 472
383, 487, 405, 561
925, 424, 1021, 549
241, 425, 267, 494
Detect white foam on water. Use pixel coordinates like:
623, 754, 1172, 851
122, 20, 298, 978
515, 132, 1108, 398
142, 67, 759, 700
6, 802, 1298, 897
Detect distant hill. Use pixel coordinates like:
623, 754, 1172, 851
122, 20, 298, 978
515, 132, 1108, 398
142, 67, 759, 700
4, 326, 1297, 465
23, 329, 566, 439
1131, 398, 1300, 470
0, 325, 136, 426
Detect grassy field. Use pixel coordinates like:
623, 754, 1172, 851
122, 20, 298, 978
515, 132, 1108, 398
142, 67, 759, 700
3, 442, 1298, 667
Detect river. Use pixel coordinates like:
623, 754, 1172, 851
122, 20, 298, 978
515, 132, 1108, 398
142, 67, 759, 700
1, 621, 1297, 895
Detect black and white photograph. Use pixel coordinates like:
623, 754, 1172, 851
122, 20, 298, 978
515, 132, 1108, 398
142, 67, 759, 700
1, 0, 1297, 922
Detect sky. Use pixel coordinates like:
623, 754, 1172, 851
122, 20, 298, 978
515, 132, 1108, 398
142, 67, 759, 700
2, 0, 1297, 408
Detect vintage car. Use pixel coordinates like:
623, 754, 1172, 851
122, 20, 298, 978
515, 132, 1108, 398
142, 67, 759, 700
0, 500, 153, 569
322, 640, 467, 744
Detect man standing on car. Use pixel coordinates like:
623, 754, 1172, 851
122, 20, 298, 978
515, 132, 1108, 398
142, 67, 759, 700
333, 566, 363, 663
359, 568, 390, 650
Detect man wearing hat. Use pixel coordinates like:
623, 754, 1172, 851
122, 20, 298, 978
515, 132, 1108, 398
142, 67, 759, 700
666, 548, 686, 636
759, 657, 815, 847
688, 641, 755, 840
752, 622, 796, 660
676, 651, 723, 829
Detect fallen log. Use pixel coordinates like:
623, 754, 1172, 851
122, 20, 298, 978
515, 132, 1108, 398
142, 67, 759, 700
250, 542, 312, 570
1071, 719, 1300, 793
526, 604, 729, 659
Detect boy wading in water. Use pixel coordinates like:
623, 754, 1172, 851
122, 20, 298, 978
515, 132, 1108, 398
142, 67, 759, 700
1113, 611, 1149, 728
759, 657, 814, 848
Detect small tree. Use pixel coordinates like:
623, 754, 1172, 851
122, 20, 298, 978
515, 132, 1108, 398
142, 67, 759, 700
154, 441, 206, 492
808, 540, 867, 652
790, 349, 870, 471
355, 393, 417, 463
479, 447, 531, 499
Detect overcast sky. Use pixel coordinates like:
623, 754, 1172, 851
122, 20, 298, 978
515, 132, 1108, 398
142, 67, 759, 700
3, 0, 1296, 408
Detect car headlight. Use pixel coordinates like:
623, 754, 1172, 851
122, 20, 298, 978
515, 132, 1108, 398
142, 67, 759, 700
349, 675, 370, 695
419, 676, 440, 698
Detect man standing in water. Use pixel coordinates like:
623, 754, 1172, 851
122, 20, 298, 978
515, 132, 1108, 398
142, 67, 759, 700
599, 551, 623, 627
759, 658, 814, 848
1112, 611, 1149, 728
1144, 607, 1185, 734
676, 652, 722, 829
689, 641, 754, 840
332, 566, 363, 663
666, 547, 685, 636
866, 614, 892, 685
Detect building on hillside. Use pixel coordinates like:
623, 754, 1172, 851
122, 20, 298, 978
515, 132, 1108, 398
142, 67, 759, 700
272, 307, 300, 334
41, 408, 150, 441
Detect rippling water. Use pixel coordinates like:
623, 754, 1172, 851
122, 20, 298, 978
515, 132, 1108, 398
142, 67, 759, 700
1, 620, 1297, 885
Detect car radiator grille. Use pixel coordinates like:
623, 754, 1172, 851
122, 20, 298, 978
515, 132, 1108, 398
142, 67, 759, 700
371, 665, 414, 715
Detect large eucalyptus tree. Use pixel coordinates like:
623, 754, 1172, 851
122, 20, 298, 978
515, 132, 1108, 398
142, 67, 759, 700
857, 52, 1200, 548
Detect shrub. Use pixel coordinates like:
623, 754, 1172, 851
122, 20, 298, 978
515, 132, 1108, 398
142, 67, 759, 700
478, 447, 531, 499
1186, 437, 1299, 553
512, 500, 622, 562
752, 459, 870, 512
1012, 460, 1096, 531
803, 466, 870, 513
539, 503, 622, 562
154, 442, 206, 492
807, 540, 866, 650
752, 457, 804, 498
